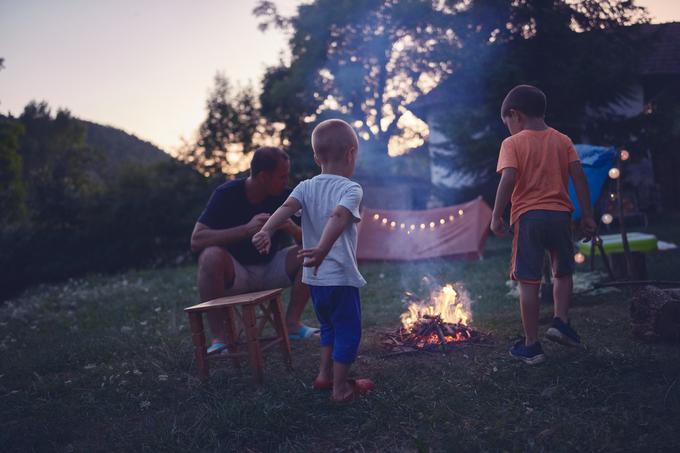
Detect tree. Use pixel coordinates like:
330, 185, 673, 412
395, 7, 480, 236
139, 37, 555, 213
429, 0, 649, 201
0, 118, 26, 225
18, 101, 99, 228
177, 73, 279, 177
255, 0, 458, 161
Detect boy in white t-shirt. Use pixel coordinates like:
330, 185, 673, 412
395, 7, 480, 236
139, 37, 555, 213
252, 119, 373, 403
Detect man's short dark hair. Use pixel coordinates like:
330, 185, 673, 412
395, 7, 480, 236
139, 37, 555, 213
250, 147, 289, 176
501, 85, 547, 118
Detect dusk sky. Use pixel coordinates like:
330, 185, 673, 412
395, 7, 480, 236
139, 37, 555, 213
1, 0, 679, 154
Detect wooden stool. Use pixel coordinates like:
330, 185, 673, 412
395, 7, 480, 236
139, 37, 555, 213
184, 288, 292, 384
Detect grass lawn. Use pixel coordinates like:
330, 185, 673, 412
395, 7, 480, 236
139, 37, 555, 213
2, 220, 680, 452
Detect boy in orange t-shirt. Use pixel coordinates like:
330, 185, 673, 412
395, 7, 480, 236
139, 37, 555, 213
491, 85, 596, 365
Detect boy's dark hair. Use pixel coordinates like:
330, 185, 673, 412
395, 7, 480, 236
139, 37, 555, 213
501, 85, 547, 118
250, 147, 289, 176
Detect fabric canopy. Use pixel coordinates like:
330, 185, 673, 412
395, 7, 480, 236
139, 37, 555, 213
357, 197, 493, 261
569, 144, 616, 220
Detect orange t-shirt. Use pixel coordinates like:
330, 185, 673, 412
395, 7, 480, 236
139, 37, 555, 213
496, 127, 579, 226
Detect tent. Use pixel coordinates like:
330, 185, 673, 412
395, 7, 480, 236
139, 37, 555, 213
569, 144, 616, 219
357, 196, 493, 261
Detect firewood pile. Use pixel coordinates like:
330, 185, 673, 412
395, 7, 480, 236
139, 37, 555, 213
382, 314, 492, 353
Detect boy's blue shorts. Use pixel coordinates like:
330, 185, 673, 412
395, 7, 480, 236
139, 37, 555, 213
309, 285, 361, 364
511, 210, 575, 284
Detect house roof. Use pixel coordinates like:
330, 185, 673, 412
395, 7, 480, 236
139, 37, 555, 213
409, 22, 680, 117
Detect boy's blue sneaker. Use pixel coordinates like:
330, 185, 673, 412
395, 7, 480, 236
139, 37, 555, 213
207, 340, 228, 355
545, 317, 584, 348
509, 339, 546, 365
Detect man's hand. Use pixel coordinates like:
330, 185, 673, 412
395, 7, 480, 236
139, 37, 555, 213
297, 247, 329, 276
579, 216, 597, 242
490, 215, 508, 237
277, 219, 296, 231
245, 213, 271, 236
252, 230, 272, 255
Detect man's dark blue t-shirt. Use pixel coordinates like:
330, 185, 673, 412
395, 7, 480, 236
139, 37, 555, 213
197, 179, 292, 265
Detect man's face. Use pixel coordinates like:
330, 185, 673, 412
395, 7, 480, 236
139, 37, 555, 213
261, 159, 290, 196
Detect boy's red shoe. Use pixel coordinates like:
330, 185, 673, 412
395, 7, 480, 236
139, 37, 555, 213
312, 378, 333, 390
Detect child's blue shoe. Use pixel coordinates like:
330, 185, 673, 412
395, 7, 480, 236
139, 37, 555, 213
509, 339, 546, 365
546, 317, 584, 349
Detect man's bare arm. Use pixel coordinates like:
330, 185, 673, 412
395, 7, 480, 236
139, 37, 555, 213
190, 212, 270, 253
190, 223, 247, 253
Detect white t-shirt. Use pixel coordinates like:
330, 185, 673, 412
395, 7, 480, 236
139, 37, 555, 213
289, 173, 366, 288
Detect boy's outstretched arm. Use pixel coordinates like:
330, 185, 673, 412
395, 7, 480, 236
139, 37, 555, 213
298, 205, 354, 275
569, 161, 597, 240
491, 168, 517, 236
252, 197, 302, 254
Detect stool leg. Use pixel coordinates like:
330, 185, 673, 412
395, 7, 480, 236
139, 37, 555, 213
242, 305, 264, 385
188, 312, 209, 381
223, 307, 241, 369
270, 295, 292, 368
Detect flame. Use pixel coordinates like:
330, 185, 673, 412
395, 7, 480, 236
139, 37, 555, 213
400, 284, 471, 330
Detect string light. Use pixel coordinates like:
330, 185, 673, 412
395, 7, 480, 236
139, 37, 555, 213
370, 209, 466, 234
601, 213, 613, 225
574, 252, 586, 264
608, 168, 620, 179
620, 150, 630, 161
609, 193, 617, 201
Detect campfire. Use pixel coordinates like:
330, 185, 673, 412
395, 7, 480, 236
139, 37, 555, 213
382, 283, 491, 353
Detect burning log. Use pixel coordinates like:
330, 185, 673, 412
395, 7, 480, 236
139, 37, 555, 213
382, 282, 492, 354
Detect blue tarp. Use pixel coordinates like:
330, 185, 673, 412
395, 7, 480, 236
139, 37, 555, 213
569, 144, 616, 220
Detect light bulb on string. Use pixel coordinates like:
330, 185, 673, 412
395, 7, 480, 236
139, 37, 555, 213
449, 215, 454, 222
608, 168, 620, 179
609, 193, 617, 201
373, 213, 380, 220
420, 223, 426, 230
439, 219, 445, 225
458, 209, 464, 216
620, 150, 630, 161
381, 218, 388, 225
601, 213, 613, 225
390, 221, 396, 228
574, 253, 586, 264
429, 222, 435, 229
400, 223, 405, 229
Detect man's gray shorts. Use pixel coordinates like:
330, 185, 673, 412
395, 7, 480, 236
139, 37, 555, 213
225, 245, 297, 295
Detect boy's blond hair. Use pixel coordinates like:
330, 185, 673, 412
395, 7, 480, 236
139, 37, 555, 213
311, 119, 358, 163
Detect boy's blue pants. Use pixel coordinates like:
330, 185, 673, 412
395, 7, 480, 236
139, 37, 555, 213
309, 285, 362, 364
